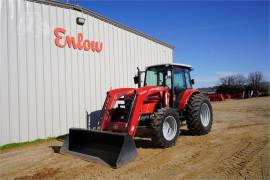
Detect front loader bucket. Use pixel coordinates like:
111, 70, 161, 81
60, 128, 137, 168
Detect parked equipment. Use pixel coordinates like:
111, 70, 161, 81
61, 63, 213, 168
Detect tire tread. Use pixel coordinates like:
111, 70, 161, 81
151, 108, 180, 148
185, 93, 213, 135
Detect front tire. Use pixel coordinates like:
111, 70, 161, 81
151, 108, 180, 148
185, 93, 213, 135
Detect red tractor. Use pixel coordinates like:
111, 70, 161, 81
61, 63, 213, 168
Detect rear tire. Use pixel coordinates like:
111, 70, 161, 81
185, 93, 213, 135
151, 108, 180, 148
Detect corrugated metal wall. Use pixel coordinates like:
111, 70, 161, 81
0, 0, 173, 145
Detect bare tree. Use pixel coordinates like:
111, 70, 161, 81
218, 74, 247, 95
219, 76, 233, 86
218, 71, 266, 96
248, 71, 263, 91
219, 74, 246, 86
234, 74, 247, 86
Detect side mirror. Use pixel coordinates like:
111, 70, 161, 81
134, 75, 139, 84
190, 79, 195, 85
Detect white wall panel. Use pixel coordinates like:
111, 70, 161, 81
17, 0, 28, 142
0, 0, 173, 145
77, 11, 86, 128
103, 22, 111, 90
8, 0, 20, 143
25, 1, 37, 141
56, 7, 63, 134
82, 12, 90, 123
87, 15, 96, 115
50, 5, 60, 136
76, 11, 83, 128
69, 9, 79, 129
99, 21, 106, 102
64, 8, 74, 132
0, 0, 10, 145
34, 3, 45, 138
42, 4, 53, 138
125, 31, 131, 87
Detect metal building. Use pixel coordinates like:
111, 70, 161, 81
0, 0, 174, 145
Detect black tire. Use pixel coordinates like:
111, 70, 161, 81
151, 108, 180, 148
185, 93, 213, 135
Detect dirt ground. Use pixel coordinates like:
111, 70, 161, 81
1, 97, 269, 179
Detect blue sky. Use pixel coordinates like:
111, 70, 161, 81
62, 0, 269, 87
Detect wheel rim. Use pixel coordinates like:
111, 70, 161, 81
162, 116, 177, 141
200, 103, 211, 127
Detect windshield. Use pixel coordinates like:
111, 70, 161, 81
144, 67, 172, 88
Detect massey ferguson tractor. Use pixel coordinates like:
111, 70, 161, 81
61, 63, 213, 168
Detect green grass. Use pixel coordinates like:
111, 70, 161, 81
0, 137, 55, 151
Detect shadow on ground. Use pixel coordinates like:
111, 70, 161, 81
49, 134, 68, 153
180, 129, 194, 136
50, 127, 194, 151
134, 128, 194, 149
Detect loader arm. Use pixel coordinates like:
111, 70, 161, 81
98, 86, 170, 136
127, 86, 170, 136
99, 88, 135, 131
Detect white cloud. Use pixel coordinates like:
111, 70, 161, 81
215, 71, 236, 77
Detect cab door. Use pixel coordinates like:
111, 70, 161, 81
184, 69, 193, 89
172, 67, 186, 108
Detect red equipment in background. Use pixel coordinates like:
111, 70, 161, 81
207, 93, 225, 101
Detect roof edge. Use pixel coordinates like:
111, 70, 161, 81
147, 63, 193, 69
26, 0, 175, 49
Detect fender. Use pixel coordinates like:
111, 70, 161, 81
179, 88, 200, 109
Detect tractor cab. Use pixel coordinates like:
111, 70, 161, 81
135, 63, 194, 108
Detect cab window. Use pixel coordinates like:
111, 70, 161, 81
173, 68, 185, 90
185, 71, 192, 88
145, 67, 172, 88
145, 70, 165, 86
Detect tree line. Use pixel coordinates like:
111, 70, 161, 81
216, 71, 269, 97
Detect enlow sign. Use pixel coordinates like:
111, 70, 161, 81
54, 27, 103, 52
